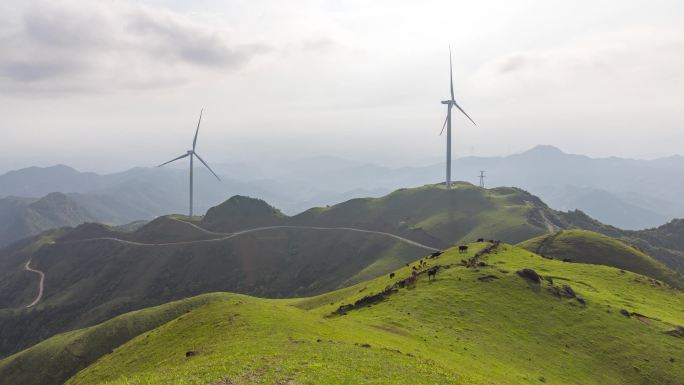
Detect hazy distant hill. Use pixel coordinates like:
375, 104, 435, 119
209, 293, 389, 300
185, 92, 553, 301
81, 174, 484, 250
0, 193, 96, 246
2, 146, 682, 229
212, 146, 684, 230
0, 165, 384, 223
0, 165, 104, 198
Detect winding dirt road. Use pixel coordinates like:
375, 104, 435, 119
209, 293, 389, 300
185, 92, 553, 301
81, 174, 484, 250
63, 222, 442, 252
29, 222, 441, 307
24, 260, 45, 308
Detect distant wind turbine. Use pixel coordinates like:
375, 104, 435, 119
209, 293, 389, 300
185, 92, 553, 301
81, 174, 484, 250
440, 46, 477, 189
158, 109, 221, 217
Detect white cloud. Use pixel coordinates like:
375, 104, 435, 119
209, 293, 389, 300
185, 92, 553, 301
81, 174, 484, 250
476, 28, 684, 107
0, 0, 271, 93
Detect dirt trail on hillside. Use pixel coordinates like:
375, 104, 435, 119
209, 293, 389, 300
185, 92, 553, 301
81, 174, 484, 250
62, 223, 442, 252
540, 211, 560, 233
24, 260, 45, 307
30, 223, 441, 309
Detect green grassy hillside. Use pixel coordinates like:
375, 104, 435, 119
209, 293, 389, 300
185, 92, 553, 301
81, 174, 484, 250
2, 183, 682, 361
627, 219, 684, 273
199, 183, 569, 248
0, 295, 224, 385
288, 183, 554, 245
0, 183, 561, 358
0, 225, 428, 358
518, 230, 684, 290
2, 243, 682, 385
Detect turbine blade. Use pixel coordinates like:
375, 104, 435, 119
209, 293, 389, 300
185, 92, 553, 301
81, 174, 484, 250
439, 114, 448, 135
157, 152, 189, 167
449, 45, 455, 101
193, 108, 203, 150
193, 151, 221, 181
453, 101, 477, 126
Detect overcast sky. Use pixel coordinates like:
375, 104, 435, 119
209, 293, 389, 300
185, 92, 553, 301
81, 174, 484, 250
1, 0, 683, 173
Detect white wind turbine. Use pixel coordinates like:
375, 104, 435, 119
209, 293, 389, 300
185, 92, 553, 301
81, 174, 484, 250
440, 47, 477, 189
158, 109, 221, 217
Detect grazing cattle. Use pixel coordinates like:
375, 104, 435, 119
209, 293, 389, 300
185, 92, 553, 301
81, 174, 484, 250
389, 272, 395, 279
430, 251, 443, 258
428, 267, 438, 280
562, 258, 572, 263
458, 245, 469, 253
477, 238, 484, 242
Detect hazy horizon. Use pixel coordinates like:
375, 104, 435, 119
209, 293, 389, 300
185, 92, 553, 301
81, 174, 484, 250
2, 0, 683, 173
2, 143, 684, 176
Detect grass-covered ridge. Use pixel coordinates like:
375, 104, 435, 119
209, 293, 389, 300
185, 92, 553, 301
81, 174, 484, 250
0, 295, 225, 385
2, 183, 684, 362
0, 183, 559, 358
4, 243, 682, 385
519, 229, 684, 290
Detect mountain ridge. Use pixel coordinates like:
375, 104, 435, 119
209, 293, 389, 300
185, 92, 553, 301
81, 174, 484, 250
3, 145, 684, 229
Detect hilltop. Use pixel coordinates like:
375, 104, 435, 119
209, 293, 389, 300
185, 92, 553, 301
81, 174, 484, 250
201, 195, 286, 231
1, 242, 682, 385
518, 229, 684, 290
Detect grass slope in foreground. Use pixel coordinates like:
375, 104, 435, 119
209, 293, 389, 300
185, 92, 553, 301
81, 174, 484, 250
4, 243, 683, 385
518, 229, 684, 290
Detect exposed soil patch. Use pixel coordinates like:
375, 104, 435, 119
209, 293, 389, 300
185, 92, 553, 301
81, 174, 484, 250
478, 275, 499, 282
372, 324, 410, 336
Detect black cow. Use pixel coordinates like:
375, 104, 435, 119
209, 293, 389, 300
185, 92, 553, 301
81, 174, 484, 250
458, 245, 469, 253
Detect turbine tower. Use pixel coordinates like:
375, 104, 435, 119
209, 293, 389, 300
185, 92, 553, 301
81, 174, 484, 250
478, 170, 486, 188
440, 47, 477, 189
158, 109, 221, 217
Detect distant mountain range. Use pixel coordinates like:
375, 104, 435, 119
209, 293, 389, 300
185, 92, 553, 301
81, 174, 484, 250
1, 146, 683, 246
